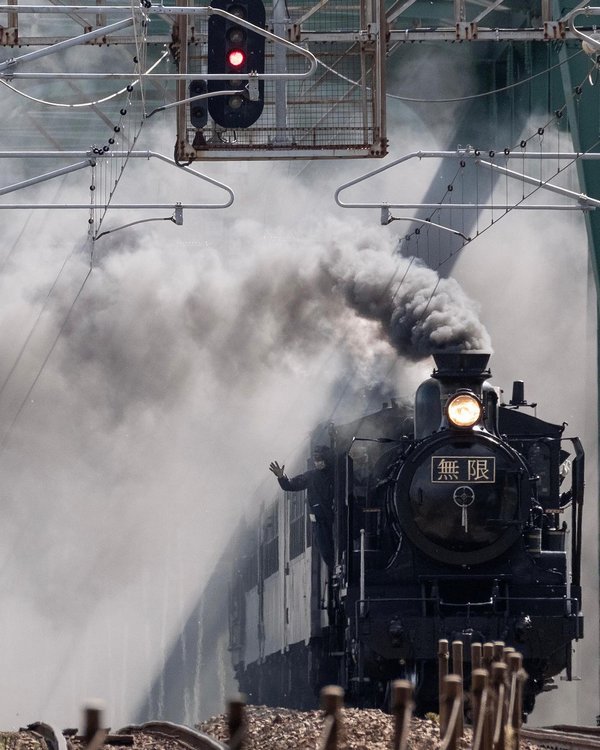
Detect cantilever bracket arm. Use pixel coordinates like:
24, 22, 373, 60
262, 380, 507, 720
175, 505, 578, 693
0, 150, 235, 210
335, 150, 452, 211
335, 148, 600, 223
564, 6, 600, 51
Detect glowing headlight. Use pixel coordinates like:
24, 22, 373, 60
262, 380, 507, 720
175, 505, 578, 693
447, 393, 482, 428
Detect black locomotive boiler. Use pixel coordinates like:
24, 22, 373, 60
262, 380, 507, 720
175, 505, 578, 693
228, 351, 584, 715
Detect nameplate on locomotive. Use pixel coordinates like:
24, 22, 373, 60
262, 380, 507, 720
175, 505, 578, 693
431, 456, 496, 483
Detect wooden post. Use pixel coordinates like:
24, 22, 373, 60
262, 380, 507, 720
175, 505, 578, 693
507, 653, 526, 750
227, 695, 247, 750
391, 680, 414, 750
471, 643, 482, 671
492, 642, 505, 663
441, 675, 462, 750
470, 669, 490, 750
507, 652, 522, 679
490, 663, 507, 750
83, 705, 102, 746
482, 643, 494, 672
82, 702, 108, 750
438, 639, 450, 736
319, 685, 344, 750
451, 641, 464, 738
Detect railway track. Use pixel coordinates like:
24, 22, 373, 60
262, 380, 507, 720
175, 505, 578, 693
521, 726, 600, 750
24, 721, 227, 750
19, 715, 600, 750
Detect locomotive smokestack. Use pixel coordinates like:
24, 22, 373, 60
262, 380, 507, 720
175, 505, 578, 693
432, 351, 491, 377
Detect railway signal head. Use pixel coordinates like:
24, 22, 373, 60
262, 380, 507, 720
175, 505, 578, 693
189, 80, 208, 129
207, 0, 266, 129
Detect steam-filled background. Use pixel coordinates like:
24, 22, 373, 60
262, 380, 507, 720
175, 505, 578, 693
0, 39, 597, 732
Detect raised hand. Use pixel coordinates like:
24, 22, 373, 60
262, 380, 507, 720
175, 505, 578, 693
269, 460, 285, 478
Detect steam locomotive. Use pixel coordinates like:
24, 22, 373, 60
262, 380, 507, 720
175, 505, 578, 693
228, 352, 584, 715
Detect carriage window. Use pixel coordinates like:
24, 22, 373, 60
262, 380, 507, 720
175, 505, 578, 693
288, 490, 306, 560
242, 546, 258, 591
262, 508, 279, 579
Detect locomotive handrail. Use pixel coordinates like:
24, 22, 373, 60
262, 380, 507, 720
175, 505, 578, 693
354, 594, 579, 628
569, 437, 585, 592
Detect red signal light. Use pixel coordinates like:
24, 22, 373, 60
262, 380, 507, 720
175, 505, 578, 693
227, 49, 246, 68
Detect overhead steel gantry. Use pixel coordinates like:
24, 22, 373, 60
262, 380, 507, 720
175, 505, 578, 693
1, 0, 600, 264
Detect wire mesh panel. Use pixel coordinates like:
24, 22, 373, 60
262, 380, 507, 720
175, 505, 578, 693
175, 0, 387, 160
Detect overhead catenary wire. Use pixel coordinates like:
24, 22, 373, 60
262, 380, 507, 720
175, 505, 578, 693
0, 248, 76, 402
0, 260, 93, 455
385, 48, 585, 103
0, 50, 169, 108
317, 48, 585, 105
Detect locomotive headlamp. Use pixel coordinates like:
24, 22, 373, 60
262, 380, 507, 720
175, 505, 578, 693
447, 392, 482, 428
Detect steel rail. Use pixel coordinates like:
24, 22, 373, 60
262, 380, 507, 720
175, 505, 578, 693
117, 721, 228, 750
521, 727, 600, 750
